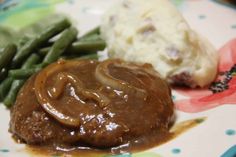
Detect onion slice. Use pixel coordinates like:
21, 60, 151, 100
34, 60, 109, 127
48, 72, 109, 107
95, 59, 148, 99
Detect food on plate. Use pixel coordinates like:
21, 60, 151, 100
1, 11, 174, 155
0, 44, 17, 71
10, 59, 174, 150
101, 0, 218, 88
0, 17, 106, 108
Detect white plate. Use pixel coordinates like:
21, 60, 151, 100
0, 0, 236, 157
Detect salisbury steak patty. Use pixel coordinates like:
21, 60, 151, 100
10, 59, 174, 148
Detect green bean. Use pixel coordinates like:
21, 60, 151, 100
9, 68, 38, 79
39, 39, 105, 56
18, 36, 31, 47
9, 53, 98, 79
11, 18, 71, 68
69, 40, 106, 53
0, 77, 13, 101
31, 18, 71, 45
79, 26, 100, 40
0, 44, 17, 71
77, 53, 98, 60
0, 68, 8, 82
18, 36, 53, 48
38, 47, 49, 56
3, 80, 24, 108
38, 29, 102, 56
43, 27, 78, 64
9, 53, 41, 79
3, 53, 42, 107
61, 52, 97, 60
22, 54, 41, 69
79, 34, 102, 42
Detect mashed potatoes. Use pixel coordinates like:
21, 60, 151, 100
101, 0, 218, 88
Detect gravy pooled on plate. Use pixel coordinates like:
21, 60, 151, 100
10, 59, 174, 153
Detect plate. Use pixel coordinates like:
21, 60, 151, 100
0, 0, 236, 157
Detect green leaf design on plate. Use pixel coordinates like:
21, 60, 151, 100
0, 14, 68, 48
4, 7, 54, 29
0, 0, 64, 29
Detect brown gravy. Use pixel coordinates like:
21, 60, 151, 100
10, 59, 175, 155
26, 118, 206, 157
27, 131, 171, 156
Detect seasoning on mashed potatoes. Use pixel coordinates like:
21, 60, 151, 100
101, 0, 218, 88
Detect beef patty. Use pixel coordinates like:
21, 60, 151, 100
10, 59, 174, 149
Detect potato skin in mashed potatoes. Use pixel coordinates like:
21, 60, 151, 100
101, 0, 218, 88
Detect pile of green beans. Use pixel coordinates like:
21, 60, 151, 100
0, 19, 106, 108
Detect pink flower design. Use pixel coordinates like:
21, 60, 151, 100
174, 39, 236, 113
